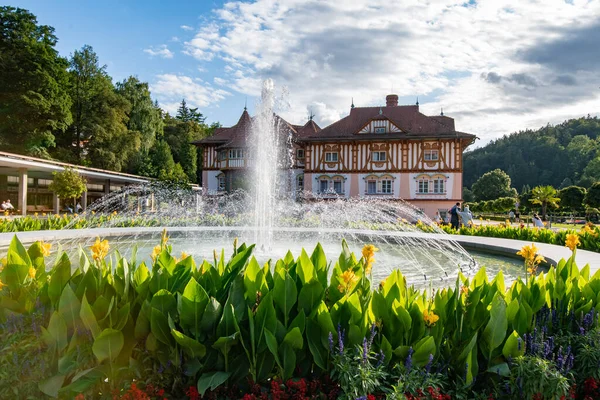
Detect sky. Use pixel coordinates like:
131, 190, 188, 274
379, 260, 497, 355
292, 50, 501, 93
11, 0, 600, 146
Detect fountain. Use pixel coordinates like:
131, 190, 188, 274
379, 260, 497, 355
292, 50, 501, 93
6, 80, 525, 288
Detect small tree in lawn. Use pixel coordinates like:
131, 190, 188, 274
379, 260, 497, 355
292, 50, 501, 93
584, 182, 600, 209
529, 185, 560, 220
559, 186, 586, 213
49, 167, 87, 211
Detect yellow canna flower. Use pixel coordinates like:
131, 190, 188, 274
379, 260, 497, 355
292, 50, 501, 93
180, 251, 189, 260
423, 309, 440, 327
517, 243, 545, 276
337, 270, 359, 294
91, 211, 96, 215
42, 213, 46, 217
151, 245, 161, 262
460, 286, 469, 295
34, 212, 38, 217
565, 233, 580, 252
112, 211, 118, 215
160, 228, 169, 246
39, 241, 52, 257
28, 266, 36, 279
361, 244, 378, 275
91, 238, 110, 261
0, 279, 6, 291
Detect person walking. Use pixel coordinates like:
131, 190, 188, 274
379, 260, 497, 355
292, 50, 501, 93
449, 202, 460, 230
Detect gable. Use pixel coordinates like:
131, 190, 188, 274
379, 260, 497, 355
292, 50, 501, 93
357, 118, 403, 134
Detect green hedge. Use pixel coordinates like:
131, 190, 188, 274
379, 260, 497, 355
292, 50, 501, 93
0, 234, 599, 398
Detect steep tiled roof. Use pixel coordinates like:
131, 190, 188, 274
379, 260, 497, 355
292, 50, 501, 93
193, 110, 299, 148
300, 104, 474, 141
295, 119, 321, 138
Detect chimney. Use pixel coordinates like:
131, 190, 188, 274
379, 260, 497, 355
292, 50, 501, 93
386, 94, 398, 107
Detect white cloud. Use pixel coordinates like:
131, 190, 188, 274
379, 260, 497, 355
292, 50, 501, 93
150, 74, 230, 114
180, 25, 194, 31
143, 44, 174, 59
176, 0, 600, 143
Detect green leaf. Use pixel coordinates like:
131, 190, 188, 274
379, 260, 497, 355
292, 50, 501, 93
298, 279, 323, 315
273, 270, 297, 324
38, 374, 66, 398
151, 289, 176, 315
282, 343, 296, 380
150, 307, 175, 346
80, 293, 100, 339
58, 284, 81, 330
197, 371, 230, 396
297, 249, 316, 284
48, 253, 71, 307
92, 328, 124, 363
502, 330, 525, 359
306, 319, 326, 370
171, 329, 207, 358
181, 277, 209, 336
48, 311, 68, 353
200, 297, 222, 332
482, 293, 507, 358
283, 327, 303, 350
413, 336, 436, 367
265, 329, 282, 369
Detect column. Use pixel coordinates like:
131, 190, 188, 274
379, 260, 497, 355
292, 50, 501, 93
18, 168, 27, 216
150, 192, 155, 212
82, 190, 88, 211
104, 179, 110, 195
0, 175, 7, 205
53, 192, 60, 214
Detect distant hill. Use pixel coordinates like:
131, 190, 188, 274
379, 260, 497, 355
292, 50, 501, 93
463, 116, 600, 191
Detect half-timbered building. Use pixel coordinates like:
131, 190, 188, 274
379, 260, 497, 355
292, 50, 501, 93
194, 94, 476, 219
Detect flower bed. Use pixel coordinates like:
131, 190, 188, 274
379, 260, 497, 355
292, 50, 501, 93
1, 233, 599, 399
439, 222, 600, 253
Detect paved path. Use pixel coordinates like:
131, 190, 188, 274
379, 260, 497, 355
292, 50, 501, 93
0, 227, 597, 274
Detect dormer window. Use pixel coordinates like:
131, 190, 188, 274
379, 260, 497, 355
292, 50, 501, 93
372, 151, 386, 162
296, 149, 305, 161
374, 127, 386, 134
424, 149, 439, 161
325, 152, 338, 162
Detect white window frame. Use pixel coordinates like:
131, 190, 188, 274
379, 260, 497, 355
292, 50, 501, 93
229, 149, 243, 159
319, 179, 329, 194
333, 179, 344, 194
296, 148, 305, 161
374, 127, 386, 134
433, 179, 445, 194
381, 180, 392, 194
372, 151, 386, 162
367, 180, 377, 194
325, 152, 338, 162
418, 179, 429, 194
424, 149, 439, 161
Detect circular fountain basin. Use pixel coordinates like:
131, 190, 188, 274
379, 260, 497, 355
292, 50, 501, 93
0, 227, 524, 288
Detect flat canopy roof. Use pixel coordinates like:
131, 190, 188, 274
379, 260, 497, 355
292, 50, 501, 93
0, 151, 150, 184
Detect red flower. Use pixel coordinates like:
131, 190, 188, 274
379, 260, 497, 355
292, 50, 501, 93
186, 386, 200, 400
367, 395, 376, 400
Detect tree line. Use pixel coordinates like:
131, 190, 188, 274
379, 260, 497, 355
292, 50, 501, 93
463, 116, 600, 190
0, 6, 218, 184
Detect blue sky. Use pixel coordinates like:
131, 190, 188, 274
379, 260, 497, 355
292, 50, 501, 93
10, 0, 600, 144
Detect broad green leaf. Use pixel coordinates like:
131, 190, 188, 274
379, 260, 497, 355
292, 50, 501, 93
297, 249, 316, 284
502, 330, 525, 359
58, 284, 81, 330
413, 336, 436, 367
151, 289, 176, 315
48, 311, 68, 353
80, 294, 100, 339
38, 374, 66, 398
181, 277, 209, 336
92, 328, 124, 363
298, 279, 323, 315
171, 329, 206, 358
150, 308, 175, 346
273, 270, 297, 324
283, 327, 303, 350
48, 253, 71, 307
197, 371, 230, 396
482, 293, 507, 358
265, 329, 282, 368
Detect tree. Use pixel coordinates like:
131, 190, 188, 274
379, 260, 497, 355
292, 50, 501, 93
471, 169, 517, 201
48, 167, 87, 209
529, 185, 560, 219
164, 112, 209, 183
176, 99, 205, 123
463, 187, 475, 202
584, 182, 600, 209
558, 186, 586, 212
580, 156, 600, 186
492, 197, 517, 213
0, 6, 72, 157
55, 45, 140, 170
559, 178, 573, 189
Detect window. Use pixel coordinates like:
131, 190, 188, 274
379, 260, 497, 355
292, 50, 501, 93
297, 175, 304, 191
372, 151, 386, 162
333, 180, 343, 194
374, 127, 386, 134
87, 183, 104, 192
218, 176, 226, 191
433, 179, 445, 194
296, 149, 305, 161
325, 152, 338, 162
418, 180, 429, 194
319, 180, 329, 193
367, 180, 377, 194
38, 179, 52, 187
218, 151, 226, 161
229, 149, 243, 159
382, 180, 392, 194
424, 149, 439, 161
